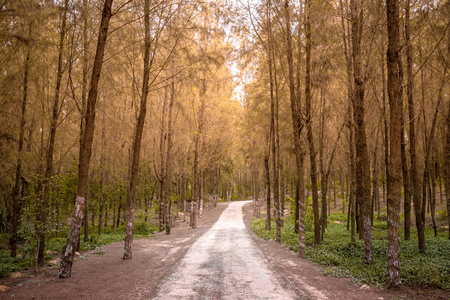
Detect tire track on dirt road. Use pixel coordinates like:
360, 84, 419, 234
154, 201, 321, 299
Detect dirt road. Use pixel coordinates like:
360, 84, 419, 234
3, 201, 437, 299
154, 201, 304, 299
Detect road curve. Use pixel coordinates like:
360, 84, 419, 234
154, 201, 296, 299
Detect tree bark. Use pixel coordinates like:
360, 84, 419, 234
265, 144, 271, 231
284, 0, 305, 255
372, 128, 380, 226
10, 23, 32, 258
350, 0, 372, 264
340, 0, 355, 243
266, 0, 280, 243
430, 167, 437, 237
381, 44, 390, 215
123, 0, 151, 259
191, 81, 205, 229
399, 55, 411, 241
386, 0, 402, 288
319, 88, 327, 240
38, 0, 69, 266
446, 11, 450, 240
349, 106, 356, 243
304, 0, 320, 246
82, 0, 89, 244
447, 96, 450, 240
158, 86, 167, 232
59, 0, 113, 278
165, 75, 175, 235
98, 120, 106, 235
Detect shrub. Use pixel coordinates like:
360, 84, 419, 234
437, 209, 448, 221
251, 212, 450, 290
134, 221, 151, 235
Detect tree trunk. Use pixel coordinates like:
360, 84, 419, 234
304, 0, 320, 246
372, 129, 380, 226
104, 199, 108, 228
421, 54, 444, 240
191, 83, 205, 229
116, 200, 121, 228
430, 168, 437, 237
349, 109, 356, 243
340, 0, 355, 243
182, 173, 187, 222
199, 168, 204, 218
399, 57, 411, 241
123, 0, 150, 259
158, 86, 167, 232
280, 162, 285, 220
266, 0, 280, 243
446, 17, 450, 239
38, 0, 69, 266
264, 145, 271, 231
447, 96, 450, 240
386, 0, 402, 287
10, 23, 32, 258
82, 0, 90, 244
319, 88, 327, 240
340, 169, 345, 214
59, 0, 113, 278
98, 121, 106, 235
333, 175, 337, 209
165, 75, 175, 235
381, 44, 390, 213
350, 0, 372, 264
296, 1, 305, 249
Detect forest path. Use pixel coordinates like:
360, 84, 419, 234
154, 201, 306, 300
1, 201, 391, 300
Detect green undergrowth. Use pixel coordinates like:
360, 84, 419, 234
250, 213, 450, 290
0, 221, 158, 278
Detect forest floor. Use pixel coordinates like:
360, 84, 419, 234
0, 201, 449, 299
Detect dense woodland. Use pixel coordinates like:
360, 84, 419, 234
0, 0, 449, 290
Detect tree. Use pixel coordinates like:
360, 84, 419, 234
304, 0, 320, 246
59, 0, 114, 278
386, 0, 402, 288
445, 2, 450, 240
283, 0, 306, 257
350, 0, 372, 264
123, 0, 151, 260
10, 21, 32, 258
37, 0, 69, 266
266, 0, 281, 243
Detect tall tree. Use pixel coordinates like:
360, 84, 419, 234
264, 138, 271, 231
304, 0, 320, 246
350, 0, 372, 264
123, 0, 151, 259
191, 77, 205, 229
267, 0, 281, 243
445, 1, 450, 240
164, 75, 175, 235
37, 0, 69, 266
10, 22, 32, 258
339, 0, 356, 243
399, 54, 411, 241
284, 0, 305, 257
81, 0, 90, 244
386, 0, 402, 288
59, 0, 114, 278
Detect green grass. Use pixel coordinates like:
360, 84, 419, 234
0, 221, 158, 278
250, 213, 450, 290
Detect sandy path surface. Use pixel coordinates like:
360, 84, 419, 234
154, 201, 303, 299
3, 201, 446, 299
